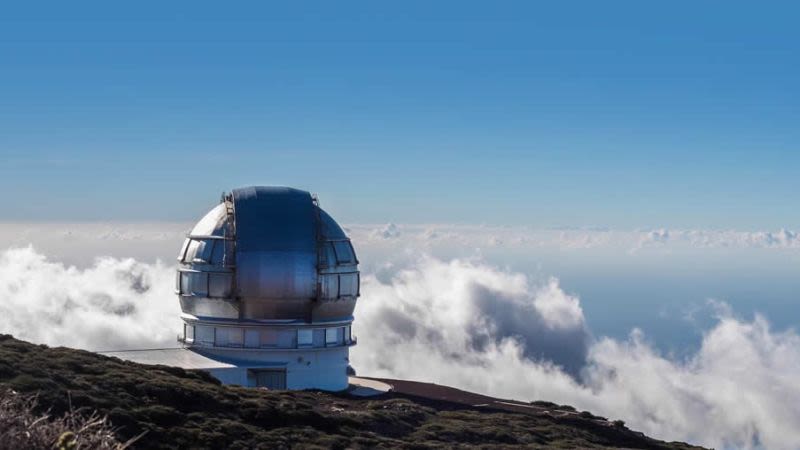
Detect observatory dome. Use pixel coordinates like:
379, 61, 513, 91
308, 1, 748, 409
176, 186, 359, 323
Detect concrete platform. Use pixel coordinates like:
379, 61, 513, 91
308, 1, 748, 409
100, 347, 236, 370
347, 377, 393, 397
101, 348, 393, 395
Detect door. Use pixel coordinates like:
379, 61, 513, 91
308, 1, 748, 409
253, 369, 286, 390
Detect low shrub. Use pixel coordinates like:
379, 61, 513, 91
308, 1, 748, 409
0, 388, 137, 450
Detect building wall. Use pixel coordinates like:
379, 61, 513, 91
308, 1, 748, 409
207, 367, 250, 386
199, 346, 350, 391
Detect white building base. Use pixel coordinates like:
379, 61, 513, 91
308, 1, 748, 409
101, 346, 350, 392
199, 346, 350, 391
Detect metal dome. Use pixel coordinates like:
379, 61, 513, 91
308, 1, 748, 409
177, 186, 359, 323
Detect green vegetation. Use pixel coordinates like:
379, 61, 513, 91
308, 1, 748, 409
0, 335, 704, 449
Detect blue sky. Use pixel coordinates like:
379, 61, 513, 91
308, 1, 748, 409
2, 6, 800, 445
1, 1, 798, 228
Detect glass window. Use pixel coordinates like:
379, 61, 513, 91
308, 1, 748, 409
184, 324, 195, 342
195, 325, 215, 346
338, 273, 358, 298
244, 329, 260, 348
313, 329, 325, 347
177, 239, 190, 262
320, 274, 338, 300
297, 329, 313, 347
216, 327, 243, 347
210, 240, 225, 265
229, 328, 244, 347
332, 241, 355, 264
180, 272, 191, 295
196, 239, 214, 263
325, 328, 338, 345
190, 272, 208, 296
260, 329, 279, 348
322, 242, 337, 267
208, 273, 231, 298
186, 239, 201, 262
278, 330, 297, 348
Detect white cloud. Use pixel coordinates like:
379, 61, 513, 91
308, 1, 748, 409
352, 256, 800, 450
353, 257, 589, 377
369, 223, 401, 240
1, 228, 799, 449
0, 222, 189, 266
349, 224, 800, 254
0, 246, 181, 351
583, 312, 800, 450
1, 223, 797, 272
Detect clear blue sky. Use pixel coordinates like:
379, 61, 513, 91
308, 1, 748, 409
1, 1, 797, 228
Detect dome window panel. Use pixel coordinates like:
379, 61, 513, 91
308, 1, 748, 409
321, 242, 337, 267
320, 273, 339, 300
180, 272, 191, 295
190, 272, 209, 296
177, 239, 190, 262
208, 273, 232, 298
194, 239, 214, 263
338, 273, 359, 298
185, 239, 202, 262
332, 241, 355, 264
210, 240, 225, 265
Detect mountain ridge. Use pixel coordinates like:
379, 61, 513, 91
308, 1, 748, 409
0, 335, 705, 449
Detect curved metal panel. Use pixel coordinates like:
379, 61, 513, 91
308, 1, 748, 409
319, 208, 347, 240
190, 203, 228, 237
179, 296, 240, 319
311, 299, 358, 322
232, 187, 318, 319
178, 186, 360, 324
232, 187, 315, 252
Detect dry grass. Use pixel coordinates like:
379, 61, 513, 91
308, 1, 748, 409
0, 388, 137, 450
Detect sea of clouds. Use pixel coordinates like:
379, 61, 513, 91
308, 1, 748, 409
0, 223, 799, 449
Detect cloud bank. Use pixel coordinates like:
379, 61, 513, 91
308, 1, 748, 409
1, 245, 799, 449
0, 247, 180, 350
352, 257, 800, 450
353, 257, 590, 378
1, 223, 797, 271
348, 223, 800, 252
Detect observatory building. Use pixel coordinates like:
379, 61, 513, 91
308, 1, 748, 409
106, 186, 360, 391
